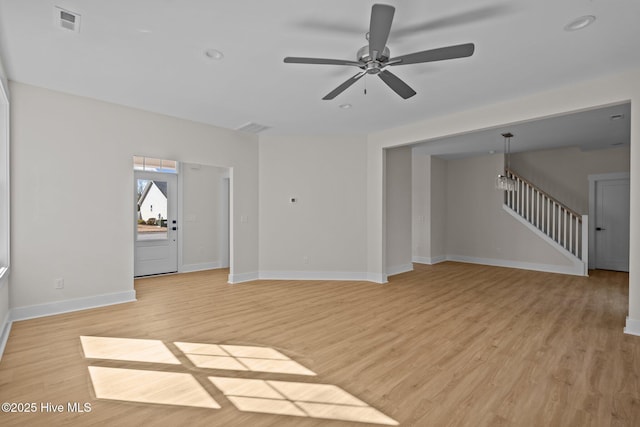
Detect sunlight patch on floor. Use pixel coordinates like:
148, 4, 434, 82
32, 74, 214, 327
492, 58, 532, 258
227, 396, 307, 417
80, 336, 181, 364
210, 377, 399, 425
88, 366, 220, 409
297, 401, 399, 424
83, 337, 396, 425
175, 341, 316, 376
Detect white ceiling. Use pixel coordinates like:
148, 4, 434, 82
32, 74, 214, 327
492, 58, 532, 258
414, 102, 631, 159
0, 0, 638, 153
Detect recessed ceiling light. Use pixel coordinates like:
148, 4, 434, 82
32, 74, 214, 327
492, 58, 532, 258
564, 15, 596, 31
204, 49, 224, 60
489, 150, 496, 154
137, 29, 152, 34
339, 103, 352, 109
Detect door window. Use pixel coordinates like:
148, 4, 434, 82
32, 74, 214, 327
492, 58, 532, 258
137, 179, 168, 241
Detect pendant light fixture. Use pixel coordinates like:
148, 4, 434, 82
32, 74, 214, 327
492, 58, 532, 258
495, 132, 517, 191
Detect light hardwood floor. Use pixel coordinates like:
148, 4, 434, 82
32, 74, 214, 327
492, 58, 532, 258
0, 262, 638, 426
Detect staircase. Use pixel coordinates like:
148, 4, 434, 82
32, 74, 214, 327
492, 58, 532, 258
503, 169, 588, 275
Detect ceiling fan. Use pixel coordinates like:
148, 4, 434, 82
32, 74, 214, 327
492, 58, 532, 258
284, 4, 475, 100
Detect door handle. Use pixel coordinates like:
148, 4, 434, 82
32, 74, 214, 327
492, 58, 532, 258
596, 227, 606, 231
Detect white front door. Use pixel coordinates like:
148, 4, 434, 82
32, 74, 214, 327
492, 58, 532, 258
595, 178, 630, 272
134, 171, 178, 276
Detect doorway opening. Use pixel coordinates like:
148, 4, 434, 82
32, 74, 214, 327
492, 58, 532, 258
179, 163, 231, 273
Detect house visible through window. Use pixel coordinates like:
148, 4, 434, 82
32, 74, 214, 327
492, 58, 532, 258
134, 156, 177, 241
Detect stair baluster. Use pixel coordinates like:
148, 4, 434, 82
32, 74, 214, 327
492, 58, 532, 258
504, 169, 586, 262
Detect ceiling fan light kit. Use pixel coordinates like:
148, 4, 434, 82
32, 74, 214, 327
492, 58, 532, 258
283, 3, 475, 100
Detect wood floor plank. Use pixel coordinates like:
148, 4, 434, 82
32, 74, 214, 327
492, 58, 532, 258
0, 263, 638, 426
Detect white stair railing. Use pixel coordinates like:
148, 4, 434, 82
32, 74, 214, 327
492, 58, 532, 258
504, 169, 587, 262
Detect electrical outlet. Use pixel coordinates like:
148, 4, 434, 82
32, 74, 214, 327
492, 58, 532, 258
54, 278, 64, 289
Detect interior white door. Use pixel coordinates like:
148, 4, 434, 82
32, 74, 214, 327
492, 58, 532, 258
595, 178, 630, 272
134, 171, 178, 276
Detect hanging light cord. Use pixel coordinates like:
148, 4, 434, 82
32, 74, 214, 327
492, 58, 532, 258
503, 136, 507, 175
506, 135, 511, 174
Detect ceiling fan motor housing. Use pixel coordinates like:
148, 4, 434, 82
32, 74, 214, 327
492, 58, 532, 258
357, 45, 390, 74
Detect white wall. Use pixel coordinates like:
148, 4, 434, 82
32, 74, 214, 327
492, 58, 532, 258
445, 154, 574, 269
430, 156, 447, 260
412, 152, 430, 262
368, 67, 640, 333
181, 162, 229, 271
258, 134, 368, 279
0, 275, 8, 357
510, 145, 630, 213
0, 56, 10, 355
412, 153, 447, 264
385, 146, 412, 275
9, 82, 258, 314
412, 152, 575, 271
0, 91, 7, 270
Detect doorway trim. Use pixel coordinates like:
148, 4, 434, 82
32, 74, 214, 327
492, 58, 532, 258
588, 171, 630, 270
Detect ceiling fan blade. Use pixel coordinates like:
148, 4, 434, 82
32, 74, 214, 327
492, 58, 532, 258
378, 70, 416, 99
284, 57, 362, 67
390, 43, 475, 65
369, 4, 395, 60
323, 72, 366, 100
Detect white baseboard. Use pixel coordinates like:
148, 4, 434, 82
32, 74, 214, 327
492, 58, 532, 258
180, 261, 224, 273
367, 272, 388, 284
10, 290, 137, 322
446, 254, 585, 276
0, 311, 11, 360
228, 271, 259, 284
412, 255, 446, 265
386, 263, 414, 277
624, 316, 640, 337
258, 271, 370, 281
230, 270, 389, 284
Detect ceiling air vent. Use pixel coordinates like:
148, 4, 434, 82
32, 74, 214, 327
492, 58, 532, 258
54, 6, 81, 33
235, 122, 271, 134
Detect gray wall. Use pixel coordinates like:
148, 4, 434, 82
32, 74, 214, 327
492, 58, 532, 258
385, 146, 412, 275
258, 133, 368, 279
444, 154, 572, 267
411, 145, 629, 270
182, 163, 229, 271
411, 153, 575, 270
510, 145, 630, 213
